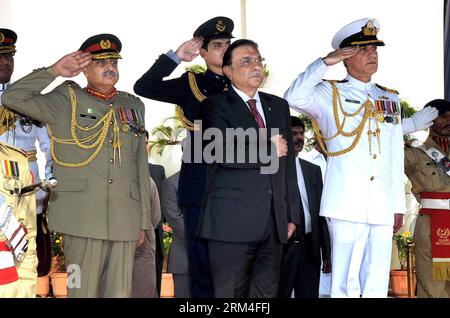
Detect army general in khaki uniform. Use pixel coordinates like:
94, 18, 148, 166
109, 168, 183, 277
404, 99, 450, 298
2, 34, 151, 298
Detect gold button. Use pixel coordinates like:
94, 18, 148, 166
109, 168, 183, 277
134, 134, 138, 137
108, 179, 113, 184
109, 121, 113, 125
370, 176, 374, 181
109, 103, 114, 108
110, 159, 114, 164
84, 125, 88, 129
109, 139, 113, 144
373, 154, 377, 159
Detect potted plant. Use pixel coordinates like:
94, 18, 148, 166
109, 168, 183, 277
49, 231, 68, 298
390, 231, 415, 297
160, 222, 174, 298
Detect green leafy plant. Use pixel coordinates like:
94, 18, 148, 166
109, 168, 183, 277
148, 115, 186, 155
393, 231, 414, 270
162, 222, 173, 256
400, 100, 417, 119
186, 64, 207, 74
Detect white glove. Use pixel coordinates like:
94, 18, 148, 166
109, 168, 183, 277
402, 107, 438, 135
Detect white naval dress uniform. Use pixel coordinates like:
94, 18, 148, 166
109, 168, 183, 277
0, 83, 52, 214
285, 58, 406, 297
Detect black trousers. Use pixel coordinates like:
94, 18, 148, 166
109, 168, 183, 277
183, 206, 214, 298
278, 233, 320, 298
208, 213, 283, 298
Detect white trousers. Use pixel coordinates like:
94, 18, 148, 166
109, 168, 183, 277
330, 218, 392, 298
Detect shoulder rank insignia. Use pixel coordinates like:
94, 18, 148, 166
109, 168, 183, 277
375, 84, 399, 95
63, 80, 80, 88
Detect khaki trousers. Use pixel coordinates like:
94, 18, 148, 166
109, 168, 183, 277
414, 214, 450, 298
64, 234, 136, 298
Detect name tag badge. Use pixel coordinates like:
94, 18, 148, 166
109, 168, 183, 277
80, 114, 97, 120
345, 99, 360, 104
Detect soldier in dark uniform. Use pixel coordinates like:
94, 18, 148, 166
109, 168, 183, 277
134, 16, 234, 298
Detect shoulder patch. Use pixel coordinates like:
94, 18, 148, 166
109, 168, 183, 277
375, 84, 399, 95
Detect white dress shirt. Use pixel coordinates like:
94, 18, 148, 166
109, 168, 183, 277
285, 58, 406, 226
295, 159, 312, 234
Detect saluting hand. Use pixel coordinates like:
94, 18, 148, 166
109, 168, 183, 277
175, 37, 204, 62
51, 51, 92, 78
322, 47, 360, 66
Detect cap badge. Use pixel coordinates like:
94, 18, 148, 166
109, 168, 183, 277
0, 33, 4, 43
362, 20, 377, 36
216, 20, 225, 32
100, 39, 111, 49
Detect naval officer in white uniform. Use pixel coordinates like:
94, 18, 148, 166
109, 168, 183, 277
284, 18, 406, 297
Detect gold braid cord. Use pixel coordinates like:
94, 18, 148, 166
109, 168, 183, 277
0, 106, 18, 135
312, 81, 376, 157
47, 85, 121, 168
174, 72, 205, 131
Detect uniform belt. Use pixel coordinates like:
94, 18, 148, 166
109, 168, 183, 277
26, 150, 37, 162
421, 198, 450, 210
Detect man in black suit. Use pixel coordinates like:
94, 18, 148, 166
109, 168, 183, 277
199, 39, 301, 298
134, 17, 235, 298
278, 116, 331, 298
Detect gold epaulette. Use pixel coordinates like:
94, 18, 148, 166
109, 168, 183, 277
375, 84, 399, 95
187, 72, 206, 102
323, 79, 348, 84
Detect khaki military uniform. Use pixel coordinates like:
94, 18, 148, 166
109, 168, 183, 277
2, 67, 151, 297
0, 142, 37, 298
404, 136, 450, 298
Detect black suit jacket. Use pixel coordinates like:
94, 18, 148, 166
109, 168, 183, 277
296, 159, 331, 265
198, 88, 301, 244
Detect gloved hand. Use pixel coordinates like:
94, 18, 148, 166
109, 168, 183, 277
402, 106, 438, 135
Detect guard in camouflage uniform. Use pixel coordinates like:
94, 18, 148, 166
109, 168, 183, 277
404, 99, 450, 298
2, 34, 151, 298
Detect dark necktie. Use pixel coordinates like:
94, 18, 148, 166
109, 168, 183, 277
247, 99, 265, 128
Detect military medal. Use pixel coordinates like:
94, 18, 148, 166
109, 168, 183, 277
117, 107, 144, 134
2, 159, 20, 194
375, 99, 400, 124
